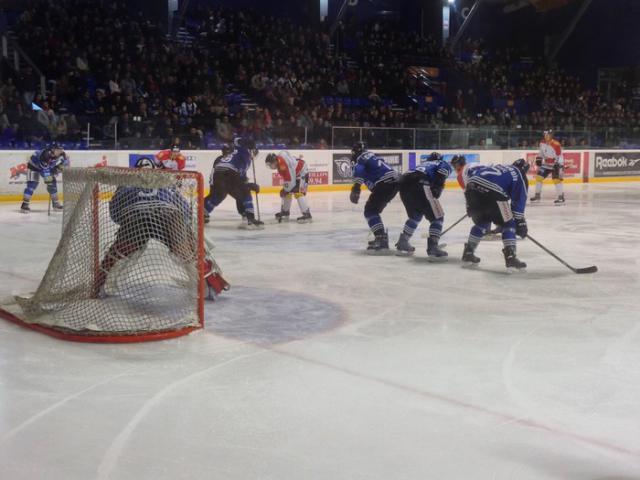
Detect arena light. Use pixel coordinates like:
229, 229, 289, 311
448, 0, 455, 4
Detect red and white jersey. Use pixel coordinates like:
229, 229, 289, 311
155, 150, 187, 170
274, 151, 308, 192
457, 163, 482, 191
538, 139, 563, 167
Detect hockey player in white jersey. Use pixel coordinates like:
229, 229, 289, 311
265, 151, 312, 223
531, 130, 565, 204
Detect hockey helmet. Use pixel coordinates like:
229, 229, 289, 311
351, 141, 366, 163
450, 154, 466, 170
512, 158, 530, 175
221, 143, 233, 156
427, 152, 443, 162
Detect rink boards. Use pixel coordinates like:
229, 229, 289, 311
1, 148, 639, 201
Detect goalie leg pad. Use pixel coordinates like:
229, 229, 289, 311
204, 259, 230, 298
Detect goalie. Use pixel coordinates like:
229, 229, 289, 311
93, 157, 228, 300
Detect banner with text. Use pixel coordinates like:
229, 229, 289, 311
332, 152, 402, 184
593, 152, 640, 177
525, 152, 581, 179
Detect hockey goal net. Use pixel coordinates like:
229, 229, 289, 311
0, 167, 206, 342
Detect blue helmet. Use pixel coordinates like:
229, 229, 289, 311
427, 152, 443, 162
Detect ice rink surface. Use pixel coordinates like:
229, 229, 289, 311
0, 183, 639, 480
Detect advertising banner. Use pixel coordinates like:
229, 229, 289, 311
3, 151, 115, 196
128, 152, 199, 170
272, 171, 329, 186
593, 152, 640, 177
332, 152, 354, 184
5, 151, 34, 195
332, 152, 402, 184
525, 152, 581, 178
270, 153, 330, 187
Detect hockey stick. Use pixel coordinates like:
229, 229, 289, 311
420, 213, 468, 245
526, 234, 597, 274
47, 193, 51, 217
251, 156, 261, 220
441, 213, 468, 237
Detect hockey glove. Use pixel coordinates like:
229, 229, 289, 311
552, 163, 564, 177
535, 157, 543, 167
246, 182, 260, 193
515, 218, 528, 239
430, 185, 443, 199
350, 184, 361, 204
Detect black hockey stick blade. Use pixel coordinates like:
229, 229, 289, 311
526, 234, 598, 275
575, 265, 598, 274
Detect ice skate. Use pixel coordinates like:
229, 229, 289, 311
366, 231, 390, 255
462, 242, 480, 267
20, 202, 30, 214
395, 233, 415, 256
242, 215, 265, 230
275, 210, 290, 223
503, 246, 526, 272
296, 211, 312, 224
554, 194, 565, 205
427, 237, 448, 262
530, 193, 541, 203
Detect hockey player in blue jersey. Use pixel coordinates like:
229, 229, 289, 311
204, 144, 259, 222
349, 142, 399, 253
395, 158, 451, 260
204, 137, 263, 229
458, 159, 530, 271
20, 144, 69, 213
94, 156, 229, 299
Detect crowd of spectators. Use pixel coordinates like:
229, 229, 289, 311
0, 0, 637, 150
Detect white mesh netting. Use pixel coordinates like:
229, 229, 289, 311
3, 167, 205, 338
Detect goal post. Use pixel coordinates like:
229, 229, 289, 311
0, 167, 207, 343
